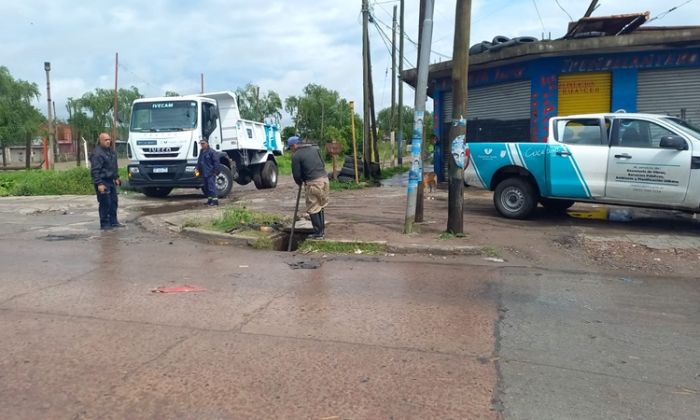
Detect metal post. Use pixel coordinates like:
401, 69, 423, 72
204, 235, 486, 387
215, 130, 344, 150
44, 62, 54, 170
113, 52, 118, 148
404, 0, 434, 234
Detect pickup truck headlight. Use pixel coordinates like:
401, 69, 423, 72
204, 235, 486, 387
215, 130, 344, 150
128, 167, 140, 174
185, 166, 196, 173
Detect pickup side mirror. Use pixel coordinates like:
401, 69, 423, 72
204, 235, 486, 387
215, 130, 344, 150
659, 135, 688, 151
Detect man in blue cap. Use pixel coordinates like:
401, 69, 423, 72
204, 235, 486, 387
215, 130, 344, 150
195, 137, 219, 206
289, 136, 329, 239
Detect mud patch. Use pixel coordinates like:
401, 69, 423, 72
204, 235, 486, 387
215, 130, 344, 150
287, 260, 322, 270
40, 233, 90, 242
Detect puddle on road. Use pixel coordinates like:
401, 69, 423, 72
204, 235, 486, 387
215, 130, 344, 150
138, 202, 204, 217
41, 233, 90, 241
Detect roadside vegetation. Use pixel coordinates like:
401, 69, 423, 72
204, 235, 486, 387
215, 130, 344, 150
0, 168, 94, 196
298, 240, 386, 254
210, 205, 282, 233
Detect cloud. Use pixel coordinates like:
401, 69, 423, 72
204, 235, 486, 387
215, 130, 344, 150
1, 0, 698, 124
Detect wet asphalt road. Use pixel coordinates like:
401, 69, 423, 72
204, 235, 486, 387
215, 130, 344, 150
0, 195, 698, 419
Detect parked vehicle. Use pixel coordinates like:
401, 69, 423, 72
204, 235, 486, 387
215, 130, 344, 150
463, 113, 700, 219
126, 91, 282, 198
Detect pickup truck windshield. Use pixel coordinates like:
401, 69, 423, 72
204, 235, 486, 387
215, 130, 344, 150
130, 101, 197, 132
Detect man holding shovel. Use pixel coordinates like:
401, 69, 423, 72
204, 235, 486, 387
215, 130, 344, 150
289, 136, 329, 239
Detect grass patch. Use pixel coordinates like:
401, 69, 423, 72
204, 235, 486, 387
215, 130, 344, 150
276, 153, 292, 176
210, 205, 282, 233
298, 240, 387, 254
481, 246, 501, 258
438, 232, 467, 240
329, 179, 368, 191
379, 164, 408, 180
0, 168, 94, 196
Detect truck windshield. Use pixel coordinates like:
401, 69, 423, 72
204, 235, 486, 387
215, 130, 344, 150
130, 101, 197, 132
663, 117, 700, 138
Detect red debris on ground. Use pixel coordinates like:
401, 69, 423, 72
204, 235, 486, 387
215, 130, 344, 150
152, 285, 206, 293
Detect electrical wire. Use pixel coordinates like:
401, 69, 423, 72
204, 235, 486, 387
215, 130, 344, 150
648, 0, 695, 22
554, 0, 573, 21
372, 13, 450, 61
531, 0, 547, 33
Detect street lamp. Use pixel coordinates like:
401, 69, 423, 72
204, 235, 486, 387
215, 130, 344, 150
44, 61, 54, 170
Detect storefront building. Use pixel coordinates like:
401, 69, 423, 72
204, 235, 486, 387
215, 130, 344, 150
403, 17, 700, 181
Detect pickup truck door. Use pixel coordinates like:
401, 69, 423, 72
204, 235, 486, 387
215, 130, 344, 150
605, 118, 691, 205
546, 118, 609, 199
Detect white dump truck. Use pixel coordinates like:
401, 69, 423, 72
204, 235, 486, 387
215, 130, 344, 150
126, 91, 282, 197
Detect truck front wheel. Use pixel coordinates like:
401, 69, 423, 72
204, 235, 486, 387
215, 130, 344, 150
260, 160, 278, 189
142, 187, 173, 198
494, 177, 537, 219
216, 164, 233, 198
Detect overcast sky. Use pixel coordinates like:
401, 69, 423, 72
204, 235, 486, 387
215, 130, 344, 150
1, 0, 698, 123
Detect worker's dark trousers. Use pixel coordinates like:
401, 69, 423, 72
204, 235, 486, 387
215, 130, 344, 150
95, 181, 118, 229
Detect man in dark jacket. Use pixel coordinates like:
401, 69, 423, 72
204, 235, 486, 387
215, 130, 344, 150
90, 132, 123, 230
195, 137, 219, 206
289, 136, 329, 239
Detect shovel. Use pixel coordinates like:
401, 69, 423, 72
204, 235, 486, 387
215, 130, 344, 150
288, 183, 302, 251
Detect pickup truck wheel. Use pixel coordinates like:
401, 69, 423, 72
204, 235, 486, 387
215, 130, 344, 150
142, 187, 172, 198
215, 164, 233, 198
494, 177, 537, 219
236, 170, 252, 186
540, 198, 575, 213
260, 160, 278, 189
252, 165, 264, 189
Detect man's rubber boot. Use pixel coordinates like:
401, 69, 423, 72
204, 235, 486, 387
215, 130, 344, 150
308, 212, 324, 239
318, 209, 325, 237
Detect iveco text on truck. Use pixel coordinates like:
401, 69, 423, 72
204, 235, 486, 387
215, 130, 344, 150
126, 91, 282, 197
463, 113, 700, 219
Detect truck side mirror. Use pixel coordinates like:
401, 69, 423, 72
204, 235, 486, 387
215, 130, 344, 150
659, 135, 688, 151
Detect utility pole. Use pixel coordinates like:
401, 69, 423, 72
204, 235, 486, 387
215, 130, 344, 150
404, 0, 434, 234
391, 5, 397, 146
44, 61, 54, 170
201, 73, 204, 93
362, 0, 371, 179
414, 0, 427, 223
447, 0, 471, 234
397, 0, 405, 166
52, 101, 58, 159
584, 0, 599, 17
112, 52, 119, 149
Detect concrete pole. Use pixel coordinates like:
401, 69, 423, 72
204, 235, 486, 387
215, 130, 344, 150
447, 0, 471, 234
397, 0, 405, 166
415, 0, 427, 223
404, 0, 434, 234
390, 5, 397, 143
44, 62, 54, 170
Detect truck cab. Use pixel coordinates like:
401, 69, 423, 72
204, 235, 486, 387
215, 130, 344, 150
127, 91, 281, 198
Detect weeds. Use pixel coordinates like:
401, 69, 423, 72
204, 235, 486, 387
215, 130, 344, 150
298, 240, 386, 254
0, 168, 94, 196
211, 206, 282, 233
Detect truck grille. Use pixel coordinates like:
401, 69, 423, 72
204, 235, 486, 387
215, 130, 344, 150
142, 146, 180, 158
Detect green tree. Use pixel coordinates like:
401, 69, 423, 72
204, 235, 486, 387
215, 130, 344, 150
284, 83, 361, 156
0, 66, 44, 168
377, 105, 433, 145
68, 86, 142, 147
235, 83, 282, 123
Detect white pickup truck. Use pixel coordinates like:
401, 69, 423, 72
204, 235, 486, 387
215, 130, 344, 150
126, 91, 282, 198
463, 113, 700, 219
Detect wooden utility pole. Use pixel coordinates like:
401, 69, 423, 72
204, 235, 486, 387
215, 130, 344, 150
112, 52, 119, 148
391, 5, 397, 144
404, 0, 434, 234
362, 0, 371, 179
44, 61, 54, 170
397, 0, 405, 166
447, 0, 471, 234
368, 47, 380, 172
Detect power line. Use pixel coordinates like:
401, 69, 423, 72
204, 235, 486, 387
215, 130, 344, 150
648, 0, 695, 22
372, 13, 450, 60
531, 0, 546, 33
371, 15, 415, 69
554, 0, 573, 21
